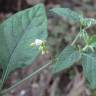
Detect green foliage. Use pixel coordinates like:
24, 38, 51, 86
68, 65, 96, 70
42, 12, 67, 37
0, 3, 47, 89
51, 7, 96, 89
52, 46, 81, 73
88, 35, 96, 48
82, 53, 96, 89
80, 18, 96, 29
80, 29, 89, 45
0, 3, 96, 94
51, 7, 96, 28
51, 8, 82, 23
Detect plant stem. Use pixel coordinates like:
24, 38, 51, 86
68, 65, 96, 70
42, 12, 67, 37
82, 45, 88, 51
71, 32, 80, 46
1, 60, 52, 95
82, 45, 95, 52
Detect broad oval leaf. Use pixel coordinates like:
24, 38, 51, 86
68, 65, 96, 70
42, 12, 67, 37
51, 8, 82, 23
82, 53, 96, 89
0, 3, 47, 80
52, 46, 81, 73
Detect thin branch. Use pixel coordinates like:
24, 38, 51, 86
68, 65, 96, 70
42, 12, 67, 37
71, 32, 80, 46
1, 60, 52, 95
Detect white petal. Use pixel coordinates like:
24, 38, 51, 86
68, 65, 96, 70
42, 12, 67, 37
35, 39, 43, 46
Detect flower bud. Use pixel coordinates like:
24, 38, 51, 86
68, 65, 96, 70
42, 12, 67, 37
35, 39, 43, 46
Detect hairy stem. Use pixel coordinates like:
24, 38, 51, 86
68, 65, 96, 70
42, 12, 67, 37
71, 32, 80, 46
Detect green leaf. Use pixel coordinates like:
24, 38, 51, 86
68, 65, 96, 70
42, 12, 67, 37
0, 3, 47, 82
80, 29, 89, 44
52, 46, 81, 73
82, 53, 96, 89
51, 8, 82, 23
51, 7, 96, 28
88, 35, 96, 48
81, 18, 96, 29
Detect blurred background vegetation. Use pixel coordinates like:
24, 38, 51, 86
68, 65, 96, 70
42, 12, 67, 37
0, 0, 96, 96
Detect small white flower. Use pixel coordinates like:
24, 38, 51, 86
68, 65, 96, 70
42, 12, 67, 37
35, 39, 43, 46
30, 39, 48, 55
20, 90, 26, 96
30, 39, 43, 46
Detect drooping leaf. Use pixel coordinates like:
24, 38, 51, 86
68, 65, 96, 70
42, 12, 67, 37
0, 3, 47, 82
51, 8, 82, 23
82, 53, 96, 89
52, 46, 81, 73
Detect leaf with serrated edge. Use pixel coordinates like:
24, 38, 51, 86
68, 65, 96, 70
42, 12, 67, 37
51, 8, 82, 23
52, 46, 81, 73
51, 8, 96, 28
82, 53, 96, 89
82, 18, 96, 29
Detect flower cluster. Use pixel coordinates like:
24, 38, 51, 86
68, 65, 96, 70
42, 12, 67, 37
30, 39, 48, 55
